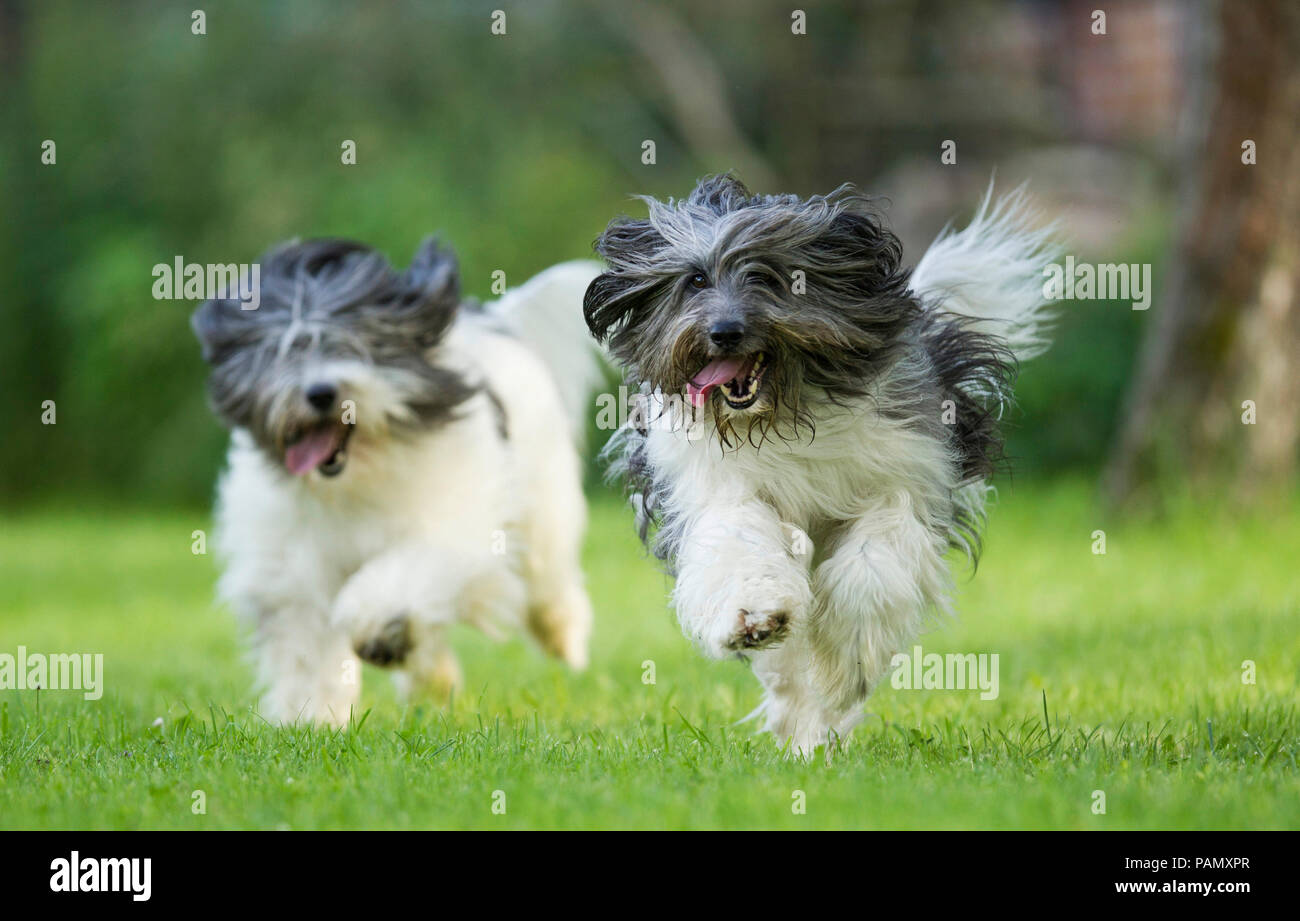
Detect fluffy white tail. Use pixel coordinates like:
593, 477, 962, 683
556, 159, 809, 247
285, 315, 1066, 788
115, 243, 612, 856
486, 260, 605, 443
910, 184, 1059, 362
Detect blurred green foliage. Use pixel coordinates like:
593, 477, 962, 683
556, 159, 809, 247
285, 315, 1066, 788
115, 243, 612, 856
1, 1, 1158, 507
1005, 219, 1165, 479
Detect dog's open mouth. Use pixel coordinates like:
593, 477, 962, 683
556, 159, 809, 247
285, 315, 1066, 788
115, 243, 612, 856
688, 352, 770, 410
284, 422, 352, 477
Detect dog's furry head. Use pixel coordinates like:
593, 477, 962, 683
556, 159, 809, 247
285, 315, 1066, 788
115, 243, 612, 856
193, 237, 475, 478
584, 174, 923, 442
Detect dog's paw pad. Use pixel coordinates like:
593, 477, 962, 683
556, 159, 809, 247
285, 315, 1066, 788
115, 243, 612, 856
353, 615, 412, 667
727, 608, 791, 650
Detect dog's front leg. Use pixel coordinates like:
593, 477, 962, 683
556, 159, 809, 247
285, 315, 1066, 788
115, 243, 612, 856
808, 493, 953, 711
250, 605, 361, 728
672, 498, 812, 659
331, 541, 523, 668
747, 495, 952, 754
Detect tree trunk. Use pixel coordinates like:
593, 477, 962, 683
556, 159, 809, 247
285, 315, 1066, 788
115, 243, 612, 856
1104, 0, 1300, 504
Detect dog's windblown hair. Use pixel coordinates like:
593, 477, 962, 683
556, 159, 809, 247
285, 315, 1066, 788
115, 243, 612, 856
194, 238, 601, 726
585, 174, 1057, 753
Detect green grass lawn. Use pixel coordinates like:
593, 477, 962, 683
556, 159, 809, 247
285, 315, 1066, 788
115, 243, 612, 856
1, 480, 1296, 829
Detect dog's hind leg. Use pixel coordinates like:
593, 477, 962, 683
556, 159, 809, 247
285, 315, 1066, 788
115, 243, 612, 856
521, 536, 593, 669
525, 579, 593, 670
518, 456, 593, 670
392, 624, 463, 704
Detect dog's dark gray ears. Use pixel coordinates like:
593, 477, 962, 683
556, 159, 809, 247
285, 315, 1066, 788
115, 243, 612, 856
191, 296, 251, 365
811, 190, 906, 292
190, 300, 219, 363
584, 217, 666, 343
583, 272, 632, 343
406, 236, 460, 306
391, 236, 462, 347
592, 216, 662, 267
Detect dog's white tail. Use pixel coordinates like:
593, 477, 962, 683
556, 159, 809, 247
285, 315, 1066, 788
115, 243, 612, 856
910, 184, 1059, 362
486, 260, 605, 443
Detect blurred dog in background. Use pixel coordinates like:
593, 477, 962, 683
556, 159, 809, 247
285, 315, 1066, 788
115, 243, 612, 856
194, 238, 600, 726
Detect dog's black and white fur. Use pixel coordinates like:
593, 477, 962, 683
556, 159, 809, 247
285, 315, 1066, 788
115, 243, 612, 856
585, 174, 1055, 753
194, 238, 601, 726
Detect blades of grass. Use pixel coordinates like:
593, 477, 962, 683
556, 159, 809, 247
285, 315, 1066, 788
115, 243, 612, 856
673, 708, 713, 747
1259, 736, 1284, 770
1241, 729, 1266, 760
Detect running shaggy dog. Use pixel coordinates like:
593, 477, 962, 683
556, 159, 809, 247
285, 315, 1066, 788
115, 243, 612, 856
584, 175, 1057, 754
194, 238, 601, 725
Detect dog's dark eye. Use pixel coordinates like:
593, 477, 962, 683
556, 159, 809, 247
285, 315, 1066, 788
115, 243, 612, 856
687, 273, 709, 290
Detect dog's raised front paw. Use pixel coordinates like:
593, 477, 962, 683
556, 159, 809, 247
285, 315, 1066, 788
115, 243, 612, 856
353, 614, 412, 667
726, 607, 791, 650
689, 582, 808, 659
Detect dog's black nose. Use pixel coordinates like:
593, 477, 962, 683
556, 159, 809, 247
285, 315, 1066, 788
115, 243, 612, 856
708, 320, 745, 350
305, 383, 337, 411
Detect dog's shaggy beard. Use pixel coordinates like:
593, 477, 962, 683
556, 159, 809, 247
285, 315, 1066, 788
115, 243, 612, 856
193, 238, 477, 478
586, 174, 1020, 562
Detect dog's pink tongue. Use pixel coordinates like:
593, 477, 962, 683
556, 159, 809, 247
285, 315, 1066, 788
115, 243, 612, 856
285, 429, 339, 475
687, 358, 745, 408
